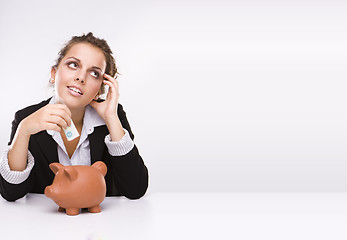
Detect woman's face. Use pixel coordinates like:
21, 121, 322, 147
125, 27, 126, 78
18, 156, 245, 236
52, 43, 106, 110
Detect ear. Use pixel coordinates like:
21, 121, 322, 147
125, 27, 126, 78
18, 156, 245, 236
49, 162, 64, 175
64, 167, 78, 182
92, 161, 107, 177
50, 67, 57, 83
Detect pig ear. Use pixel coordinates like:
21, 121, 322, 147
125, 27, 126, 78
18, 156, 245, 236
92, 161, 107, 177
64, 167, 78, 182
49, 163, 64, 175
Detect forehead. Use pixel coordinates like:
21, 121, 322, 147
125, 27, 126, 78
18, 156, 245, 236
64, 43, 106, 70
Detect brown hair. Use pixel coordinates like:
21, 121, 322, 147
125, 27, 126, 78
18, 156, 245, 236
52, 32, 118, 96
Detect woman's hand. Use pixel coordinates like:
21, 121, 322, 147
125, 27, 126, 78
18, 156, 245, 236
19, 104, 72, 136
89, 73, 120, 123
90, 73, 125, 141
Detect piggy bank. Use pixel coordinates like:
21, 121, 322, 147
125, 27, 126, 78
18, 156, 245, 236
44, 161, 107, 216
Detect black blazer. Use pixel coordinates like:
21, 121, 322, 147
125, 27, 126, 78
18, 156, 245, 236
0, 98, 148, 201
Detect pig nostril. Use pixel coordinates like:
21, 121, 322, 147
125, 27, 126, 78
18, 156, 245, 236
44, 187, 52, 196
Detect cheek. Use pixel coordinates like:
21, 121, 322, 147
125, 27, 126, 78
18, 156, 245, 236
56, 70, 73, 85
88, 81, 103, 95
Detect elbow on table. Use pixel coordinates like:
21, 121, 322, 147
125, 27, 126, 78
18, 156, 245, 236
126, 190, 147, 200
0, 179, 29, 202
0, 192, 24, 202
125, 181, 149, 200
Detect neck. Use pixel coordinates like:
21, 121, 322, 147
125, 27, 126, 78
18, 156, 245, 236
53, 95, 85, 127
70, 107, 85, 127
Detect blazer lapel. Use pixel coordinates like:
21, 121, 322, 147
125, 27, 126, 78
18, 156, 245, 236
89, 125, 108, 164
35, 131, 59, 165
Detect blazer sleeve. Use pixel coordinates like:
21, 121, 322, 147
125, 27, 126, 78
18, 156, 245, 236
0, 110, 34, 201
108, 104, 149, 199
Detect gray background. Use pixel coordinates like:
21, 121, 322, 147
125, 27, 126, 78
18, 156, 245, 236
0, 0, 346, 193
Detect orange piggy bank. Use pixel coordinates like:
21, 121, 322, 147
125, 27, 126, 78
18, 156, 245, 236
44, 161, 107, 216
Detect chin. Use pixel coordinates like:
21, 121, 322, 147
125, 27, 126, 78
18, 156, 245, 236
59, 96, 87, 108
67, 100, 90, 109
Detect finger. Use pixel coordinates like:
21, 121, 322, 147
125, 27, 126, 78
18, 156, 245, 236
53, 104, 72, 117
46, 104, 72, 124
103, 79, 119, 92
89, 100, 98, 109
45, 122, 62, 132
47, 115, 69, 129
103, 73, 113, 80
46, 115, 67, 129
50, 109, 71, 127
103, 80, 118, 100
103, 73, 119, 87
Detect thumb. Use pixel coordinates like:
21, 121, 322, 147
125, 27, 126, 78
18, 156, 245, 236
89, 100, 98, 109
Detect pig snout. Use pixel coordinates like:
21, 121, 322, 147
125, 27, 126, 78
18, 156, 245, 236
44, 186, 54, 198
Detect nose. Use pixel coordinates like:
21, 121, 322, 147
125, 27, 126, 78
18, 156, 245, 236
75, 77, 85, 84
44, 186, 52, 197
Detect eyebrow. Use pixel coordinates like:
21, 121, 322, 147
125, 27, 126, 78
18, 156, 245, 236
66, 57, 103, 72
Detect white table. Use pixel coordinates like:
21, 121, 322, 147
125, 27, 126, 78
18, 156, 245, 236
1, 192, 347, 240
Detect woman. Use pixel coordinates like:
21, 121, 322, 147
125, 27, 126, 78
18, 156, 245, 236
0, 32, 148, 201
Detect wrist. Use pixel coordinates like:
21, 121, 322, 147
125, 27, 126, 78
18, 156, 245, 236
105, 117, 125, 142
18, 120, 32, 137
104, 114, 119, 126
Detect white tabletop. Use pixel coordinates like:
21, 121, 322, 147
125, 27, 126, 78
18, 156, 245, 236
1, 192, 347, 240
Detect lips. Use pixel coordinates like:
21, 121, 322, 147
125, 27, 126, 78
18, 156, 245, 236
67, 85, 83, 95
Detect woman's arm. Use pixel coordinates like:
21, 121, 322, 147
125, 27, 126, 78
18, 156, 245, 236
7, 122, 32, 171
108, 145, 149, 200
105, 104, 149, 199
0, 111, 34, 201
90, 74, 148, 199
0, 102, 71, 201
8, 104, 70, 171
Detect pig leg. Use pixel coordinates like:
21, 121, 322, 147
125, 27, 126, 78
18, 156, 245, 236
88, 205, 101, 213
66, 208, 80, 216
58, 207, 65, 212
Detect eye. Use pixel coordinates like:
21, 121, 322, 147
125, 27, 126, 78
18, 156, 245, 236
67, 62, 78, 69
90, 70, 100, 79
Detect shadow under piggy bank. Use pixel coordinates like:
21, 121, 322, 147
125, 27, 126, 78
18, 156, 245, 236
44, 161, 107, 216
